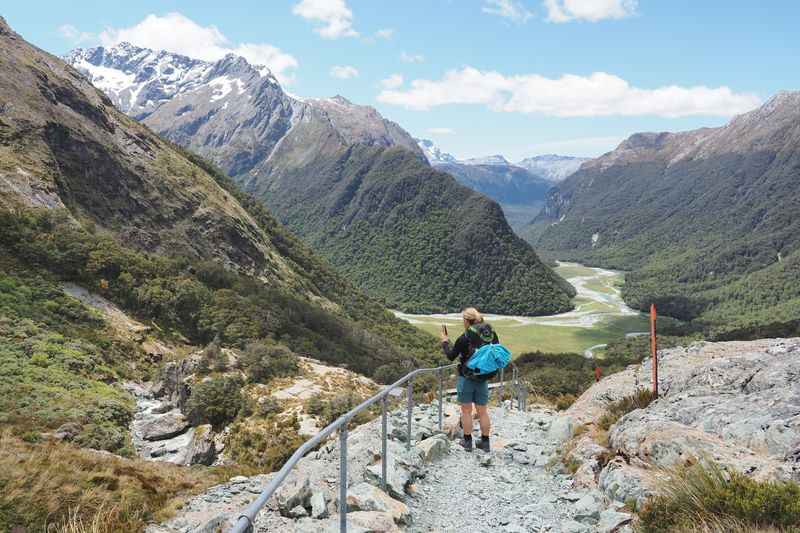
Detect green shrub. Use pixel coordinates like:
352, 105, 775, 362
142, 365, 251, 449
240, 341, 298, 384
598, 388, 657, 431
226, 416, 305, 471
638, 462, 800, 532
186, 376, 244, 428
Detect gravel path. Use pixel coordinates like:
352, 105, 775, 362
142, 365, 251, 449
407, 406, 630, 533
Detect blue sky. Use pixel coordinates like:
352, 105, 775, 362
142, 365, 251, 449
5, 1, 800, 160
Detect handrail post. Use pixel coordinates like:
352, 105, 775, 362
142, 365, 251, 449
437, 367, 443, 431
406, 378, 413, 450
381, 396, 388, 491
513, 367, 519, 410
339, 426, 348, 533
499, 367, 505, 407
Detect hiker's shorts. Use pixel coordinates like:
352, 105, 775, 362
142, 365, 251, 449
457, 376, 489, 406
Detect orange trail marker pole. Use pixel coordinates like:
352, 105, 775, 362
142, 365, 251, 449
650, 304, 658, 397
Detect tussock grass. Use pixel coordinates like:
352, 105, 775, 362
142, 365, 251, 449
0, 432, 246, 533
637, 462, 800, 533
598, 388, 657, 431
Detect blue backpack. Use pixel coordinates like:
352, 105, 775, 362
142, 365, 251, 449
464, 324, 512, 378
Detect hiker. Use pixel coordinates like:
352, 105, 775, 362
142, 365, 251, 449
440, 307, 499, 452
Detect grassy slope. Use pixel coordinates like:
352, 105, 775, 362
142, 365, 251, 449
402, 263, 650, 355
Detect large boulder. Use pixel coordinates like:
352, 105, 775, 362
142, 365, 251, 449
185, 424, 216, 465
295, 511, 401, 533
364, 461, 413, 501
152, 355, 199, 409
139, 409, 189, 441
598, 458, 657, 511
275, 475, 312, 517
547, 415, 574, 442
415, 434, 450, 463
346, 482, 410, 524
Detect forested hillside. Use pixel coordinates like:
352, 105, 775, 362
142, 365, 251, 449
66, 44, 575, 315
533, 92, 800, 336
245, 144, 575, 314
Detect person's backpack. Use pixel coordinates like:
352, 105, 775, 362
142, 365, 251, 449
463, 323, 512, 379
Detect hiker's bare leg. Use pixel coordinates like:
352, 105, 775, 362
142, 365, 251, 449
475, 404, 490, 436
460, 403, 474, 436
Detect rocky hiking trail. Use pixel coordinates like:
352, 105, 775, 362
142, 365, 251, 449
148, 401, 631, 533
145, 337, 800, 533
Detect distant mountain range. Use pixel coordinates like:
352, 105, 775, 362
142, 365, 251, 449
66, 43, 575, 315
532, 91, 800, 337
415, 139, 588, 229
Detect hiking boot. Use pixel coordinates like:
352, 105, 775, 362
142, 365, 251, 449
459, 438, 473, 452
477, 437, 490, 452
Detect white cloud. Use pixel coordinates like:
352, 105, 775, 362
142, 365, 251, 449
544, 0, 637, 23
483, 0, 534, 23
58, 24, 94, 44
293, 0, 358, 39
400, 51, 425, 64
330, 65, 359, 79
428, 127, 455, 135
377, 67, 761, 118
99, 13, 298, 84
380, 74, 404, 89
375, 28, 394, 40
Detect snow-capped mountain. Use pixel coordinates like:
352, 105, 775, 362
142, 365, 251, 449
417, 138, 457, 165
65, 43, 276, 120
65, 42, 420, 165
516, 154, 589, 183
462, 155, 511, 167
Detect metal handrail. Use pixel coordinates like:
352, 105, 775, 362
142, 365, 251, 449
229, 360, 525, 533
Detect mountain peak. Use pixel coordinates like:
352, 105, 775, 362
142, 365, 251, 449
0, 16, 14, 36
462, 155, 510, 166
415, 138, 457, 165
516, 154, 589, 182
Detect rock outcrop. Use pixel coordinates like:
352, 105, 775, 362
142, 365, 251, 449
564, 337, 800, 509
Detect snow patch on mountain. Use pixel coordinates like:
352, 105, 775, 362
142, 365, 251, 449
462, 155, 510, 167
416, 138, 457, 165
516, 155, 589, 183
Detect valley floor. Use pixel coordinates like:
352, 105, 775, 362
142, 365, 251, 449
395, 262, 650, 355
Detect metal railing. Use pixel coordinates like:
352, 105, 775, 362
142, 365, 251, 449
229, 361, 525, 533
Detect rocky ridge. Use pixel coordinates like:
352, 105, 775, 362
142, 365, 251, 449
558, 337, 800, 511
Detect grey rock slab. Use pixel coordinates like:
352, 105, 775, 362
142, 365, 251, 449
275, 475, 311, 516
346, 482, 410, 524
547, 415, 574, 443
364, 461, 412, 501
185, 424, 216, 465
138, 409, 190, 441
416, 434, 450, 463
288, 505, 308, 518
310, 490, 329, 519
598, 509, 633, 532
